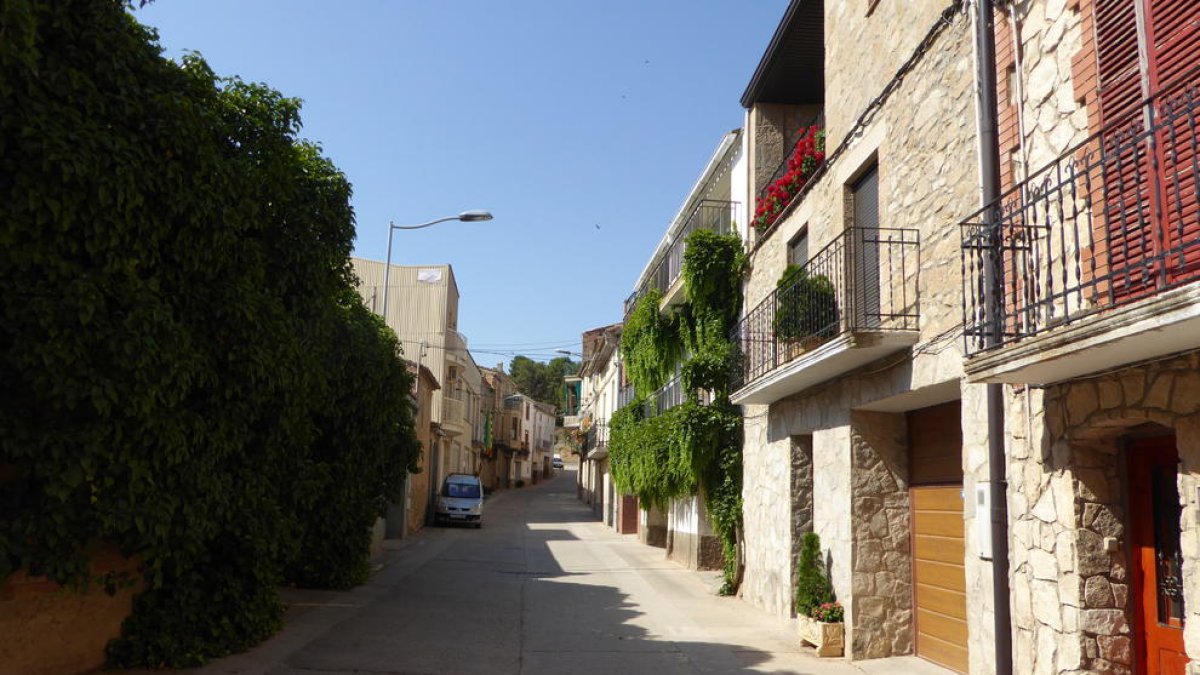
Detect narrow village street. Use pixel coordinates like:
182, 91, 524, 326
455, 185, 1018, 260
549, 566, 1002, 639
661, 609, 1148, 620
158, 467, 937, 675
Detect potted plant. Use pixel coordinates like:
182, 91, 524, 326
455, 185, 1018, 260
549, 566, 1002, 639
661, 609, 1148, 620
773, 265, 838, 351
795, 532, 843, 657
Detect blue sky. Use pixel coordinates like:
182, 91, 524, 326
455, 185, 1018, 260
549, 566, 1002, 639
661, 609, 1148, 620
134, 1, 788, 367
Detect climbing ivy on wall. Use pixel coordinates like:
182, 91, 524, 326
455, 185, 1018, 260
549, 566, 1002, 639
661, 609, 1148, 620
620, 288, 681, 395
1, 2, 418, 666
609, 229, 746, 593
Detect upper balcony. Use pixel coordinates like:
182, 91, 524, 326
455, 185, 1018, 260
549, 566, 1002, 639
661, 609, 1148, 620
441, 394, 468, 433
731, 227, 920, 404
960, 70, 1200, 384
617, 383, 636, 411
643, 376, 684, 418
623, 200, 740, 319
583, 421, 609, 460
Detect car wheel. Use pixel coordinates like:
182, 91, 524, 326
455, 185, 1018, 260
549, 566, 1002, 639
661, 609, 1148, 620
474, 522, 482, 529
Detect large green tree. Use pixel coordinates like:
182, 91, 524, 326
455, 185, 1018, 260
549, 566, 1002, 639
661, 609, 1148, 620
0, 1, 417, 666
509, 355, 578, 410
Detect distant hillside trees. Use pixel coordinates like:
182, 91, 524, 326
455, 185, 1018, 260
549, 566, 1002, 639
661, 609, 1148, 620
509, 356, 579, 411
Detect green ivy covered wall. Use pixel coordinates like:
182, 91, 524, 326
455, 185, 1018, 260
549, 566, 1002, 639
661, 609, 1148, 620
609, 229, 746, 593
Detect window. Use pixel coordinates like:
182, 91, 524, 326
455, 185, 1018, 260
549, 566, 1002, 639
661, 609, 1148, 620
851, 165, 881, 328
787, 228, 809, 267
443, 482, 481, 499
852, 165, 879, 230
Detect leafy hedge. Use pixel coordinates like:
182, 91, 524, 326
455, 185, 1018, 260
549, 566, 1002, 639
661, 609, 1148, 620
0, 1, 417, 666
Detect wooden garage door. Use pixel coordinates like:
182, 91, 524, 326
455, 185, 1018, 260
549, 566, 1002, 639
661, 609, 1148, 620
909, 402, 968, 674
912, 486, 968, 673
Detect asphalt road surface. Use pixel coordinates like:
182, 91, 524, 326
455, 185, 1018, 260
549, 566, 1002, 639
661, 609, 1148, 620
175, 467, 934, 675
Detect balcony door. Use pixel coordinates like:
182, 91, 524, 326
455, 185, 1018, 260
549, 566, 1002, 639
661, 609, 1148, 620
1096, 0, 1200, 299
852, 166, 881, 329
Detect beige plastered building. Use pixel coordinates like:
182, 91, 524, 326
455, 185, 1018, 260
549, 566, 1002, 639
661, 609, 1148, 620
353, 260, 484, 531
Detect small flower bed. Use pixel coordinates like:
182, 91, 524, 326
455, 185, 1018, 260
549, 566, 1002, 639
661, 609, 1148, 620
752, 125, 826, 233
811, 601, 844, 623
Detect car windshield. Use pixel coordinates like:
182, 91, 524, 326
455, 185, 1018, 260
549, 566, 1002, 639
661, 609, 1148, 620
442, 482, 480, 499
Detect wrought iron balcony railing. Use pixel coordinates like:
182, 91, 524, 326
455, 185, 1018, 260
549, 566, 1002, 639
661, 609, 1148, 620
643, 377, 684, 418
960, 68, 1200, 355
583, 421, 608, 453
617, 384, 636, 410
732, 227, 920, 391
624, 200, 740, 318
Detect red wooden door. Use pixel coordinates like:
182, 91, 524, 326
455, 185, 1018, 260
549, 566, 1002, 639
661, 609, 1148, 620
1128, 436, 1189, 675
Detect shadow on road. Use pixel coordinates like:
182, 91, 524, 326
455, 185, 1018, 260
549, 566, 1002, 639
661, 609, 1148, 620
176, 470, 826, 675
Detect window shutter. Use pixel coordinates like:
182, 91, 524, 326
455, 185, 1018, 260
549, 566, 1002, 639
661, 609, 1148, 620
1096, 0, 1157, 297
1095, 0, 1145, 123
1146, 0, 1200, 277
1146, 0, 1200, 89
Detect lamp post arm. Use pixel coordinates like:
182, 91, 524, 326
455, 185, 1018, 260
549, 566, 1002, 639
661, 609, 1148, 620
380, 216, 459, 321
390, 216, 461, 231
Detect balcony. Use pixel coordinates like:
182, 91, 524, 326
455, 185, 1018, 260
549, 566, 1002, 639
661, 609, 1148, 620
583, 421, 608, 460
731, 227, 920, 404
960, 70, 1200, 384
562, 414, 582, 429
624, 200, 739, 318
442, 394, 467, 430
643, 377, 685, 418
617, 384, 636, 410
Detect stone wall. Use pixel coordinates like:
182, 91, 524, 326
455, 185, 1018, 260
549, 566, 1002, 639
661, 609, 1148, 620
789, 434, 815, 616
961, 382, 997, 675
813, 426, 854, 627
1004, 350, 1200, 674
1004, 0, 1091, 179
739, 4, 984, 665
740, 403, 797, 617
744, 6, 977, 354
849, 411, 913, 659
823, 0, 958, 151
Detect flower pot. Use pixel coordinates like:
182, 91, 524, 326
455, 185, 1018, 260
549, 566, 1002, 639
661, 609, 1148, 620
798, 614, 844, 657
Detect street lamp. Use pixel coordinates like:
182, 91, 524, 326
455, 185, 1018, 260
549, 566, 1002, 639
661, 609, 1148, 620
380, 210, 493, 323
379, 210, 492, 539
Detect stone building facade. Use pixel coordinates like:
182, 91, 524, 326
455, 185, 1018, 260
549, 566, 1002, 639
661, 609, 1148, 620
735, 1, 986, 672
737, 0, 1200, 671
964, 0, 1200, 672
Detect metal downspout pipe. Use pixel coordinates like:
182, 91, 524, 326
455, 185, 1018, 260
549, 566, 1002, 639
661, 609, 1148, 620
973, 0, 1013, 673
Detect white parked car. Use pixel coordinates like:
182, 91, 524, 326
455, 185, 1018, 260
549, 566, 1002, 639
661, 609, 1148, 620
552, 455, 564, 469
435, 473, 483, 528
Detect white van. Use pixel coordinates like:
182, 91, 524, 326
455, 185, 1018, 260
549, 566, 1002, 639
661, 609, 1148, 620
435, 473, 484, 528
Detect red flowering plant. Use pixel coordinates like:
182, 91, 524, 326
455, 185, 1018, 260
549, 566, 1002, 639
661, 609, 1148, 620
752, 125, 827, 233
811, 601, 844, 623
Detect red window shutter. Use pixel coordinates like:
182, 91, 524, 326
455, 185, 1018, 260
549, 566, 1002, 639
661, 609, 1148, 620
1146, 0, 1200, 89
1096, 0, 1144, 122
1146, 0, 1200, 279
1096, 0, 1157, 297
